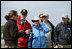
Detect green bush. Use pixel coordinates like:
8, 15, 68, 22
1, 26, 4, 35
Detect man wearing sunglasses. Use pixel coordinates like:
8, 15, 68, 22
41, 14, 54, 48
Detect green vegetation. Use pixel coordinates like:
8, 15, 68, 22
1, 26, 4, 35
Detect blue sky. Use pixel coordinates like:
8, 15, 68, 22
1, 1, 71, 26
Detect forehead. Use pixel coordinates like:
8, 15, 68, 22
62, 18, 67, 20
9, 11, 13, 14
21, 15, 27, 17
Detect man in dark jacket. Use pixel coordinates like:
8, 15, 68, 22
54, 14, 71, 48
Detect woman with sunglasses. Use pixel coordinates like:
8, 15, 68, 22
28, 16, 49, 48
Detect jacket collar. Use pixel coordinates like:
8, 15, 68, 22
32, 24, 43, 30
9, 19, 17, 23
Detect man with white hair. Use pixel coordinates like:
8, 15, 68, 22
54, 14, 71, 48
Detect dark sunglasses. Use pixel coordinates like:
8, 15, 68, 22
42, 16, 47, 18
32, 20, 39, 23
34, 20, 39, 22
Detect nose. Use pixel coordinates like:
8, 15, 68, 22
21, 16, 24, 20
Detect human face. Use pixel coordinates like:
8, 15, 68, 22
62, 18, 68, 23
13, 14, 18, 21
20, 15, 27, 21
42, 16, 48, 22
34, 20, 40, 26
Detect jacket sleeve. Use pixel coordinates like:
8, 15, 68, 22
43, 26, 49, 33
41, 22, 49, 33
28, 32, 33, 48
42, 23, 49, 33
54, 25, 59, 44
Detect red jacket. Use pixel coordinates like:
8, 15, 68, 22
17, 15, 32, 48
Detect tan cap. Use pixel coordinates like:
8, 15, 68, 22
62, 14, 69, 19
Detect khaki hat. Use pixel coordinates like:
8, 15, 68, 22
32, 16, 40, 20
32, 16, 40, 23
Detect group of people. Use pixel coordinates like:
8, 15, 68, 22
3, 9, 71, 48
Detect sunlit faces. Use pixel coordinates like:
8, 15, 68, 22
62, 17, 68, 23
33, 20, 40, 26
42, 16, 48, 21
20, 15, 27, 21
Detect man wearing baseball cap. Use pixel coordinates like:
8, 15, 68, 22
54, 14, 71, 48
17, 9, 32, 48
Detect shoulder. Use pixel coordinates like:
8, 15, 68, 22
56, 22, 62, 28
26, 21, 32, 29
68, 21, 71, 25
26, 21, 31, 26
4, 20, 13, 28
7, 20, 14, 24
48, 20, 54, 27
32, 25, 35, 28
40, 22, 45, 25
32, 25, 37, 30
18, 15, 21, 17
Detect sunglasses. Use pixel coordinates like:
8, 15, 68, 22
32, 20, 39, 23
42, 16, 47, 18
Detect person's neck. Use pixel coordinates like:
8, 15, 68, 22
37, 24, 40, 26
10, 18, 14, 20
35, 23, 40, 27
10, 18, 16, 22
43, 20, 48, 24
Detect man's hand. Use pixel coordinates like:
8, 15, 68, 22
19, 30, 24, 33
25, 29, 31, 35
